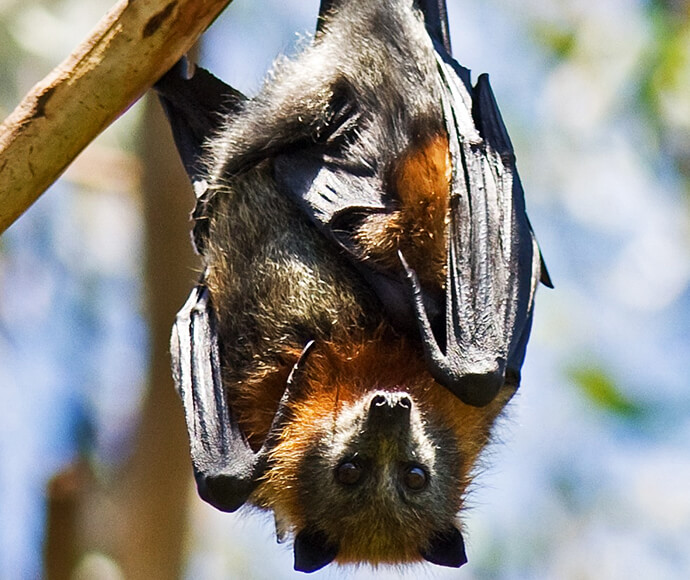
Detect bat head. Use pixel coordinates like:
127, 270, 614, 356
255, 333, 514, 572
292, 388, 465, 572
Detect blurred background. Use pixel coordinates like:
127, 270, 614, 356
1, 0, 689, 578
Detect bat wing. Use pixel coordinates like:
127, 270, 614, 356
415, 0, 452, 54
170, 282, 260, 512
155, 59, 246, 254
155, 57, 245, 184
171, 285, 315, 510
157, 64, 321, 511
158, 1, 549, 409
273, 153, 430, 336
156, 64, 264, 511
274, 55, 549, 407
400, 61, 547, 406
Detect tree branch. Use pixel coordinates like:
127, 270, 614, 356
0, 0, 233, 234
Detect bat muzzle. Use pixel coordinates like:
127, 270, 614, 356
366, 391, 413, 428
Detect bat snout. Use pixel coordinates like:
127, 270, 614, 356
367, 391, 412, 426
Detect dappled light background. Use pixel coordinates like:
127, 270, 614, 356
1, 0, 689, 578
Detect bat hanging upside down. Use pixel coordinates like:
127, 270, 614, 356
155, 0, 551, 573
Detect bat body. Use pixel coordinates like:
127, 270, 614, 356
158, 0, 550, 572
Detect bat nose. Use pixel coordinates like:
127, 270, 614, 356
368, 392, 412, 424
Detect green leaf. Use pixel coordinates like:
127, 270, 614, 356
568, 366, 644, 419
531, 23, 577, 61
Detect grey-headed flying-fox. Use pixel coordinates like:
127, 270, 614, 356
158, 0, 550, 572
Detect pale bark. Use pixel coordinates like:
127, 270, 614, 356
0, 0, 233, 234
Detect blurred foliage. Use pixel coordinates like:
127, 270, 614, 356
642, 0, 690, 180
531, 23, 577, 61
524, 0, 690, 185
568, 365, 645, 419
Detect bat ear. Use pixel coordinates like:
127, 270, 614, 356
420, 526, 468, 568
294, 529, 339, 573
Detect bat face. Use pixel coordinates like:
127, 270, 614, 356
278, 389, 452, 569
159, 0, 548, 572
285, 387, 461, 571
253, 336, 514, 571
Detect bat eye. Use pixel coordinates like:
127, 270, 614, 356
336, 461, 363, 486
403, 465, 428, 491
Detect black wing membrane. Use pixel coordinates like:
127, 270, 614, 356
170, 284, 258, 512
415, 0, 452, 54
156, 63, 324, 511
171, 282, 314, 511
155, 57, 245, 184
157, 60, 261, 513
401, 59, 544, 407
155, 59, 247, 254
272, 153, 430, 336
